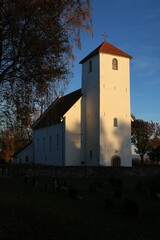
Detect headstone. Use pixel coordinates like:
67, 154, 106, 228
33, 177, 38, 187
77, 195, 84, 200
105, 198, 114, 208
61, 181, 68, 192
96, 182, 103, 192
2, 167, 5, 177
68, 188, 77, 198
114, 188, 122, 199
24, 173, 28, 184
141, 186, 150, 198
135, 181, 144, 191
89, 181, 103, 193
45, 182, 49, 192
53, 177, 57, 193
63, 180, 68, 189
124, 198, 142, 217
108, 177, 122, 188
56, 179, 61, 193
155, 192, 160, 200
135, 181, 150, 198
89, 183, 96, 193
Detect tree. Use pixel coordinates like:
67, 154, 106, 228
131, 119, 160, 164
0, 0, 93, 127
0, 128, 15, 162
0, 107, 40, 162
150, 136, 160, 149
148, 145, 160, 165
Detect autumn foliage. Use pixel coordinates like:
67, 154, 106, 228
0, 0, 92, 117
0, 0, 93, 159
131, 118, 160, 164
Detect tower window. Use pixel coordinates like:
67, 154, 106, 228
43, 137, 45, 151
114, 118, 118, 127
112, 58, 118, 70
56, 134, 59, 149
37, 138, 39, 152
49, 136, 52, 151
89, 60, 92, 73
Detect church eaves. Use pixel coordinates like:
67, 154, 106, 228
79, 41, 132, 64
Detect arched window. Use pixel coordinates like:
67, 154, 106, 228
114, 118, 118, 127
89, 60, 92, 73
112, 58, 118, 70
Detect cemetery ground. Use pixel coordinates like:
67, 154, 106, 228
0, 175, 160, 240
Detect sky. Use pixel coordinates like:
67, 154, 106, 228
65, 0, 160, 123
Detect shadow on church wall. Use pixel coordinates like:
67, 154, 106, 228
65, 117, 132, 167
100, 118, 132, 167
65, 121, 81, 166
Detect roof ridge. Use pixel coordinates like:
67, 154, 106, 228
80, 41, 132, 64
99, 41, 132, 58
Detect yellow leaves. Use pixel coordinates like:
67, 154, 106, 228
1, 0, 93, 130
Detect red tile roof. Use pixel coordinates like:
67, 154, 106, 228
80, 41, 132, 64
33, 89, 82, 130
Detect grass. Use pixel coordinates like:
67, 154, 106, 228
0, 175, 160, 240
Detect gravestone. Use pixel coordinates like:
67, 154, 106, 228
96, 182, 103, 192
33, 176, 38, 187
45, 182, 49, 192
89, 183, 96, 193
60, 181, 68, 192
52, 177, 57, 193
135, 181, 144, 191
105, 198, 114, 208
68, 188, 77, 198
124, 198, 142, 217
108, 177, 122, 188
63, 180, 68, 190
56, 178, 61, 193
89, 181, 103, 193
24, 173, 28, 184
135, 181, 150, 198
2, 167, 4, 177
114, 188, 122, 199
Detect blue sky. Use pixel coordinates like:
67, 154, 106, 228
65, 0, 160, 123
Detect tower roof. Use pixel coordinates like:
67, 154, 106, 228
80, 41, 132, 64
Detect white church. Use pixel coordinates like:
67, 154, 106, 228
14, 41, 132, 167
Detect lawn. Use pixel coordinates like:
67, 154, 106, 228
0, 175, 160, 240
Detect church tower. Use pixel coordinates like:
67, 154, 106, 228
80, 41, 132, 166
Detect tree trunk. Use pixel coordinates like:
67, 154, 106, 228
140, 154, 144, 165
0, 0, 5, 69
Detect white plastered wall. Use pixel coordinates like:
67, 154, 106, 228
64, 98, 82, 166
99, 52, 132, 166
13, 143, 33, 164
33, 123, 63, 166
81, 55, 100, 165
